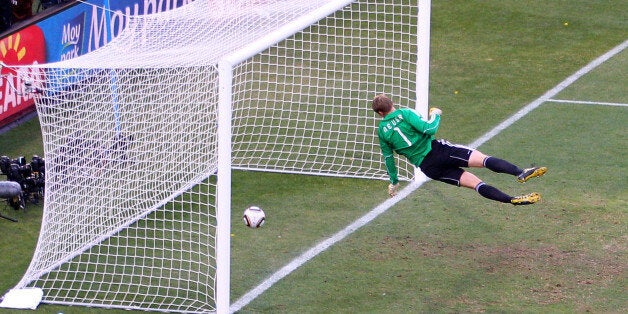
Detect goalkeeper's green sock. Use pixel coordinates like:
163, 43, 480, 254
475, 182, 512, 203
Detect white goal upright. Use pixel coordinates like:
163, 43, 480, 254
0, 0, 430, 313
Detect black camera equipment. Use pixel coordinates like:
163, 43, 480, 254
0, 155, 45, 209
0, 180, 21, 221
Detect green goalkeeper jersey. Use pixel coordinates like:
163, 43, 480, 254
377, 108, 441, 184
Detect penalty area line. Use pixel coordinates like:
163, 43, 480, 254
546, 99, 628, 107
229, 38, 628, 314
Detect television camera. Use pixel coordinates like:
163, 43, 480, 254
0, 155, 45, 214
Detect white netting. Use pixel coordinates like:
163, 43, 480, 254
5, 0, 421, 312
24, 65, 220, 312
231, 1, 419, 177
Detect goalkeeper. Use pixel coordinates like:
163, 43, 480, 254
372, 94, 546, 205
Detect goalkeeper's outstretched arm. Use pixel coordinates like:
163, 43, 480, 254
384, 153, 400, 197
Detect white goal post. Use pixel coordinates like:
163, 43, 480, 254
0, 0, 431, 313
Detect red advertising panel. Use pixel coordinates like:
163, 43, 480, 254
0, 0, 192, 128
0, 25, 46, 125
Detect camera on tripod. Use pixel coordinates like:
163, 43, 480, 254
0, 155, 45, 210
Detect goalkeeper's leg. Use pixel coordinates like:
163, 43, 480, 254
420, 145, 541, 205
461, 171, 540, 205
468, 151, 547, 183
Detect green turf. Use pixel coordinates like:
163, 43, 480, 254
1, 0, 626, 313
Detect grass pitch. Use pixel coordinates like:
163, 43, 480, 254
1, 0, 626, 313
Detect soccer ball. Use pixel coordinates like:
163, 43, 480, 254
243, 206, 265, 228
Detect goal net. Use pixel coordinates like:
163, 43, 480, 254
1, 0, 428, 312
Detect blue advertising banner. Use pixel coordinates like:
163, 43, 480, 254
37, 0, 193, 63
0, 0, 193, 125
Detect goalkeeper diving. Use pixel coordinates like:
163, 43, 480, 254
372, 94, 546, 205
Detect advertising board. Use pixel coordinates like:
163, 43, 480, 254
0, 0, 193, 126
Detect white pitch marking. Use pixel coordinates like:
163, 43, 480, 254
547, 99, 628, 107
230, 38, 628, 313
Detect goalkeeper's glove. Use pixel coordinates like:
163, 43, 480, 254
388, 183, 400, 197
429, 107, 442, 116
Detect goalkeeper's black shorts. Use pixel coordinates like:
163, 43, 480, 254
419, 139, 474, 187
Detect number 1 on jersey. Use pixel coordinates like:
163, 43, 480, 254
393, 127, 412, 147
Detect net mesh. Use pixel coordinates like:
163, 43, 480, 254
8, 0, 420, 312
